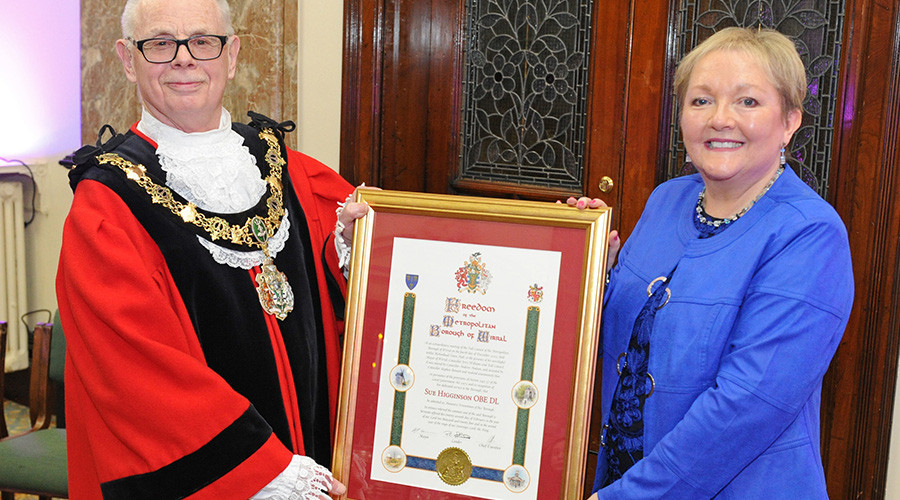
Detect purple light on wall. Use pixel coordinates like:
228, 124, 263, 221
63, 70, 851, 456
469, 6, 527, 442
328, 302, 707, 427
0, 1, 81, 159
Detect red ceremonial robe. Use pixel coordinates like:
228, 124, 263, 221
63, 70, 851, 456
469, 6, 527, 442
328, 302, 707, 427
56, 117, 351, 499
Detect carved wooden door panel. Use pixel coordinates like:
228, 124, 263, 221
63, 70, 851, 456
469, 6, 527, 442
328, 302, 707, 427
341, 0, 900, 497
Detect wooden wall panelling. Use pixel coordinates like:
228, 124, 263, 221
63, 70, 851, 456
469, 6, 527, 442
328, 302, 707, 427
341, 0, 465, 193
341, 0, 383, 187
597, 1, 671, 241
821, 0, 900, 496
378, 0, 433, 192
424, 0, 466, 195
583, 1, 631, 233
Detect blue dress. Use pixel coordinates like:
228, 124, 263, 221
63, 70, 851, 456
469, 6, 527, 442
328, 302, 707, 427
592, 168, 854, 498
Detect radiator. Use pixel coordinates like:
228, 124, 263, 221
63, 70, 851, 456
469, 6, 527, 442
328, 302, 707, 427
0, 178, 28, 372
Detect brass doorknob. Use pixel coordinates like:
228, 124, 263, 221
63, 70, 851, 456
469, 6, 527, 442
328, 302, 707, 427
599, 176, 614, 193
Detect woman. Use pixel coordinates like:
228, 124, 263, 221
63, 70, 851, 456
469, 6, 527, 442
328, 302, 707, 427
582, 27, 854, 498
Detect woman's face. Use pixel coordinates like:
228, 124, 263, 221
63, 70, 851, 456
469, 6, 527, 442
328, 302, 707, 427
681, 49, 801, 193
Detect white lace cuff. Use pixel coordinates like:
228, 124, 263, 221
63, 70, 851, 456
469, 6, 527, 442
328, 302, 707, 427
334, 233, 352, 277
251, 455, 334, 500
334, 191, 356, 277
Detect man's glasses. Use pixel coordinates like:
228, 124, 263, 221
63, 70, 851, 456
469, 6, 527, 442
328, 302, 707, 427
130, 35, 229, 64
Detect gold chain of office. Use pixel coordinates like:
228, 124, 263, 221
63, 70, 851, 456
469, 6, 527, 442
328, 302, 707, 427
96, 128, 285, 249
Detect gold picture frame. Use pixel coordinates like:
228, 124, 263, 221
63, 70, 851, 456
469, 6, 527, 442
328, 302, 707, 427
333, 189, 610, 499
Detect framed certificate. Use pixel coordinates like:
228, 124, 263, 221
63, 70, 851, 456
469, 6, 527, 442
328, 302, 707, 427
332, 190, 610, 499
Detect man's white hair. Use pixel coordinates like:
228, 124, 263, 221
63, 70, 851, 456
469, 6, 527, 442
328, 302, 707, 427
120, 0, 235, 38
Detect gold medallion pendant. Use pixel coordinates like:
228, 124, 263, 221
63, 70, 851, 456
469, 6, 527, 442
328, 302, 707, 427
251, 216, 294, 320
255, 259, 294, 320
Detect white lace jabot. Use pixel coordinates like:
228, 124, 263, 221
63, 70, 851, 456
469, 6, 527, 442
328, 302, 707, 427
137, 108, 289, 269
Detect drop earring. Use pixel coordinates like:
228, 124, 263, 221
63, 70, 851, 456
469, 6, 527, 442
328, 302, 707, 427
685, 153, 692, 164
780, 147, 786, 166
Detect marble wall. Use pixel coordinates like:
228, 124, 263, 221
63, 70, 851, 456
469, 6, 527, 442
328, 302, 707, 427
81, 0, 299, 148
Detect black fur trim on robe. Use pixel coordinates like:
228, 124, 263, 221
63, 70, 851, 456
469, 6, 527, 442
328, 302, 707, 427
100, 405, 271, 499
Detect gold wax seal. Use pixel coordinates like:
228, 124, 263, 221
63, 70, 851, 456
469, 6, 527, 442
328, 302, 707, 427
436, 447, 472, 486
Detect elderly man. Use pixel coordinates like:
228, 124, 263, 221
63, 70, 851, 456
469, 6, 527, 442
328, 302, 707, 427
57, 0, 361, 497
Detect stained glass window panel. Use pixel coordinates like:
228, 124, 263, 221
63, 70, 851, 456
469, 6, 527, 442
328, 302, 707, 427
459, 0, 594, 191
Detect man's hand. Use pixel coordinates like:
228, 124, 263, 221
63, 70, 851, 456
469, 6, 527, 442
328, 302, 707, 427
327, 477, 346, 497
338, 186, 380, 243
338, 200, 370, 242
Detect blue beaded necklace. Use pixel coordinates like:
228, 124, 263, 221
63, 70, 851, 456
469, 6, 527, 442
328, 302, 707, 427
693, 166, 784, 238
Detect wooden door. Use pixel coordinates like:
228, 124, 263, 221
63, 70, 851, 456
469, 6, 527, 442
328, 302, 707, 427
341, 0, 900, 496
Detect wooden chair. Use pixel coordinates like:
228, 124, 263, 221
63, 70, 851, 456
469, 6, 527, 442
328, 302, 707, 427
0, 320, 68, 499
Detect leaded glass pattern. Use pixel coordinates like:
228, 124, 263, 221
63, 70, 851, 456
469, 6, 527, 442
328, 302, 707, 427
666, 0, 845, 197
458, 0, 593, 191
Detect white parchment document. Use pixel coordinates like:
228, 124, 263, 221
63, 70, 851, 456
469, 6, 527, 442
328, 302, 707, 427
370, 237, 561, 499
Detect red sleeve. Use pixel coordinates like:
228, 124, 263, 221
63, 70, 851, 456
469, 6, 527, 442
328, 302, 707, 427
56, 180, 292, 499
284, 150, 354, 430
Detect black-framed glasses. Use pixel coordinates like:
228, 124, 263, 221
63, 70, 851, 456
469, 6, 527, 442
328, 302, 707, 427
130, 35, 229, 64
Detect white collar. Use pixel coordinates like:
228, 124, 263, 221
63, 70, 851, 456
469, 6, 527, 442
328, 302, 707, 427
136, 108, 289, 270
136, 108, 268, 214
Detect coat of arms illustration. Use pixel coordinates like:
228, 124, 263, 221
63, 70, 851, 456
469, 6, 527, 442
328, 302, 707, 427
455, 252, 491, 294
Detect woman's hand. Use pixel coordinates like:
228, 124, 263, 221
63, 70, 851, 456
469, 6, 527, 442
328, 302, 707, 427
566, 196, 605, 210
563, 196, 620, 273
605, 229, 621, 274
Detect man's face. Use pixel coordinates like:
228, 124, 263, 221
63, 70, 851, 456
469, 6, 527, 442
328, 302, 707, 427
116, 0, 240, 133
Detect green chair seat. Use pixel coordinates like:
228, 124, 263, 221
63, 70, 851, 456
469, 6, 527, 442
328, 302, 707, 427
0, 428, 67, 496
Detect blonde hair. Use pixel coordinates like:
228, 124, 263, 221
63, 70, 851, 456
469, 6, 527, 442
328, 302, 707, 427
121, 0, 235, 38
674, 27, 807, 118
